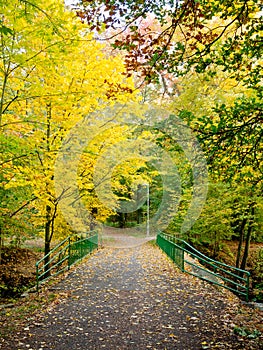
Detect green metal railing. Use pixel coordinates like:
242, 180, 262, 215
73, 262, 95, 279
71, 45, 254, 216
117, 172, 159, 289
157, 232, 250, 301
36, 231, 98, 291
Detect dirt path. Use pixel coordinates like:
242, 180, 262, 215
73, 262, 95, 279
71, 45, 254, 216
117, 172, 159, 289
100, 226, 156, 248
1, 242, 262, 350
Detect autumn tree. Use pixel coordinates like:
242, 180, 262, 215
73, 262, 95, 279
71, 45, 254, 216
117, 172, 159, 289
76, 0, 262, 272
169, 67, 262, 265
0, 0, 136, 265
77, 0, 262, 158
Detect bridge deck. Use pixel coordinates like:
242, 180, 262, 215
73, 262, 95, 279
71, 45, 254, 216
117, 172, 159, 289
1, 239, 262, 349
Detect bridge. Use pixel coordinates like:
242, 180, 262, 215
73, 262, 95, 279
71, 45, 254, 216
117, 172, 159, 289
0, 229, 261, 350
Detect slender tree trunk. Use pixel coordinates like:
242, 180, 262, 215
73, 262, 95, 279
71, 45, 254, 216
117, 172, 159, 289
235, 217, 247, 269
120, 213, 124, 228
44, 204, 52, 278
136, 186, 142, 224
0, 72, 8, 126
0, 226, 2, 265
136, 208, 142, 224
240, 205, 255, 271
43, 202, 57, 278
119, 212, 128, 228
212, 231, 219, 259
43, 103, 52, 278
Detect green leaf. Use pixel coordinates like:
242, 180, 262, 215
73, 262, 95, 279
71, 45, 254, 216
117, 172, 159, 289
0, 25, 13, 36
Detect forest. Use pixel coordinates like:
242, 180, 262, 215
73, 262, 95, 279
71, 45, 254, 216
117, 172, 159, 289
0, 0, 262, 302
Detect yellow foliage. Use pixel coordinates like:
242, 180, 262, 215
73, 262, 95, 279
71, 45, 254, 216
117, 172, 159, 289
0, 0, 139, 241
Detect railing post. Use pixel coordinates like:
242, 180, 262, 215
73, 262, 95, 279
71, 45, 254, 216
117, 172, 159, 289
36, 263, 39, 292
246, 273, 250, 302
68, 236, 71, 270
182, 244, 185, 272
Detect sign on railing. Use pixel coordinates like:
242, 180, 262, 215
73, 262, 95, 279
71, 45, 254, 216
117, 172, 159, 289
156, 232, 250, 301
36, 231, 98, 291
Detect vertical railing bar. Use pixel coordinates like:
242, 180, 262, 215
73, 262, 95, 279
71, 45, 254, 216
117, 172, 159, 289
246, 273, 250, 302
182, 244, 185, 272
36, 263, 39, 292
68, 236, 71, 270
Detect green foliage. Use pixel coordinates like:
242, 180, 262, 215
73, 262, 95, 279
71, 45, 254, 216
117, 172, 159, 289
80, 0, 263, 190
196, 97, 263, 185
234, 327, 261, 339
0, 24, 13, 36
78, 0, 263, 300
173, 182, 263, 257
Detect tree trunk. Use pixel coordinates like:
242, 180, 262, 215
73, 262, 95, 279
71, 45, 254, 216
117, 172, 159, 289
43, 103, 52, 278
136, 208, 142, 224
240, 205, 255, 271
43, 202, 57, 278
44, 204, 52, 278
0, 226, 2, 265
212, 231, 219, 259
235, 217, 247, 269
118, 212, 128, 228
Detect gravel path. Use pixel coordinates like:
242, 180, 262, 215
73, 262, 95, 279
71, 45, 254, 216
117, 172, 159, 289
1, 243, 262, 350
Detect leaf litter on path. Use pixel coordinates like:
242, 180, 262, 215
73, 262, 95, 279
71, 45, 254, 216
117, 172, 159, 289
0, 243, 262, 350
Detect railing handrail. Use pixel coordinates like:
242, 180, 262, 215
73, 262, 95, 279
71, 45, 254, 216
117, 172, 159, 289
35, 236, 70, 267
182, 247, 249, 282
36, 231, 99, 291
157, 231, 250, 301
37, 244, 70, 273
36, 231, 98, 267
159, 232, 250, 277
